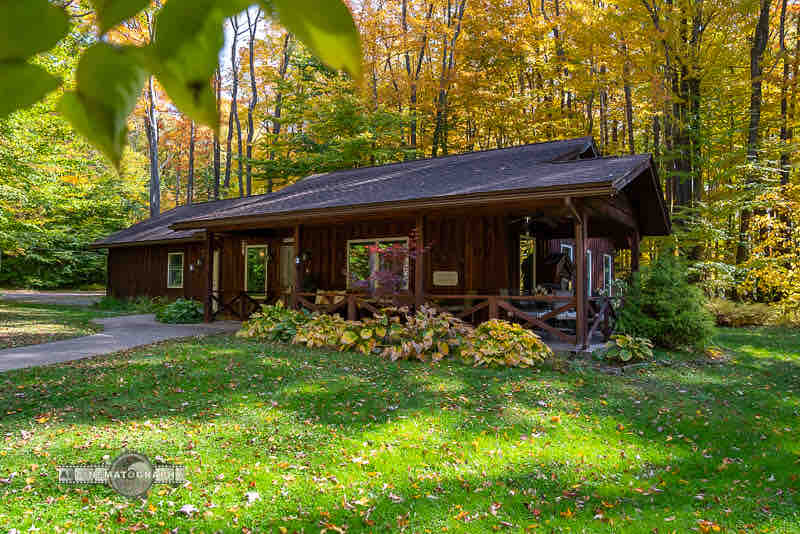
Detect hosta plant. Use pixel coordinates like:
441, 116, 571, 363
292, 313, 354, 350
338, 311, 407, 355
602, 334, 654, 363
461, 319, 552, 368
237, 301, 310, 343
380, 306, 472, 362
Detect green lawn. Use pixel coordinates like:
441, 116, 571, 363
0, 328, 798, 533
0, 301, 121, 349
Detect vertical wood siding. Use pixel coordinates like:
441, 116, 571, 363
106, 219, 613, 301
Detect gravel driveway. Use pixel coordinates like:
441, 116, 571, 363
0, 314, 240, 373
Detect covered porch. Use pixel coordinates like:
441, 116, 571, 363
200, 194, 644, 350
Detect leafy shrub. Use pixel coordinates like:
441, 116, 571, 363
292, 313, 354, 350
334, 310, 406, 355
601, 334, 654, 363
237, 301, 311, 342
706, 298, 776, 327
461, 319, 552, 368
616, 252, 714, 350
776, 294, 800, 327
155, 298, 203, 324
379, 306, 472, 362
94, 295, 165, 313
292, 306, 471, 361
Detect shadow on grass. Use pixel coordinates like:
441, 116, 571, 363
0, 327, 798, 532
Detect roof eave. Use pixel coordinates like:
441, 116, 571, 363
170, 182, 616, 231
88, 234, 206, 250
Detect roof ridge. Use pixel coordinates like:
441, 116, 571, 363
300, 136, 596, 179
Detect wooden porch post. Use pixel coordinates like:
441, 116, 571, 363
574, 211, 587, 348
292, 224, 302, 309
630, 230, 641, 273
204, 231, 214, 322
414, 214, 425, 309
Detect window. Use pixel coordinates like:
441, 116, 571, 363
245, 245, 268, 297
560, 243, 574, 261
585, 250, 592, 296
347, 237, 409, 291
167, 252, 184, 288
603, 254, 613, 294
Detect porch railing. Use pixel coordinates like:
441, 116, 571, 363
209, 289, 618, 345
294, 292, 415, 320
210, 291, 278, 321
424, 294, 578, 344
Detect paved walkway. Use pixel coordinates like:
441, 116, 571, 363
0, 314, 240, 373
1, 290, 105, 307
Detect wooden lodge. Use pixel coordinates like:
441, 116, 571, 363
91, 137, 670, 349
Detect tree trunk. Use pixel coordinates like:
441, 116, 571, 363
186, 121, 195, 205
432, 0, 467, 158
653, 114, 660, 162
622, 42, 635, 154
245, 8, 261, 196
213, 67, 221, 200
224, 15, 240, 191
145, 74, 160, 218
779, 0, 790, 186
144, 11, 160, 218
402, 0, 433, 153
269, 32, 293, 193
236, 101, 244, 197
736, 0, 772, 265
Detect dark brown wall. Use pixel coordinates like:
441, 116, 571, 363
425, 215, 511, 294
107, 243, 207, 300
302, 219, 416, 291
107, 218, 614, 302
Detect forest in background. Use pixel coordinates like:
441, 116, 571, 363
1, 0, 798, 308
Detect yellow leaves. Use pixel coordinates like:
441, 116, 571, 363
550, 415, 561, 424
559, 507, 574, 519
698, 519, 721, 533
35, 415, 49, 424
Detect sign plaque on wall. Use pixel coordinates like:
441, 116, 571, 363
433, 271, 459, 287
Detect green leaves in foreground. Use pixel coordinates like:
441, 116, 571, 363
146, 0, 248, 135
269, 0, 362, 81
0, 0, 69, 118
0, 63, 61, 119
147, 0, 362, 136
59, 44, 146, 167
1, 0, 362, 168
88, 0, 151, 35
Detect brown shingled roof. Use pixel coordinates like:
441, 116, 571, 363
92, 137, 669, 248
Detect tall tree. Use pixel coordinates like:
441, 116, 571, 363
431, 0, 468, 157
225, 14, 242, 194
213, 67, 222, 200
143, 8, 160, 217
736, 0, 772, 265
245, 8, 262, 196
402, 0, 433, 152
186, 121, 195, 205
779, 0, 790, 186
268, 32, 293, 192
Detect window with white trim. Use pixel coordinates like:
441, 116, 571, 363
245, 245, 269, 297
167, 252, 184, 289
347, 237, 409, 291
603, 254, 613, 293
